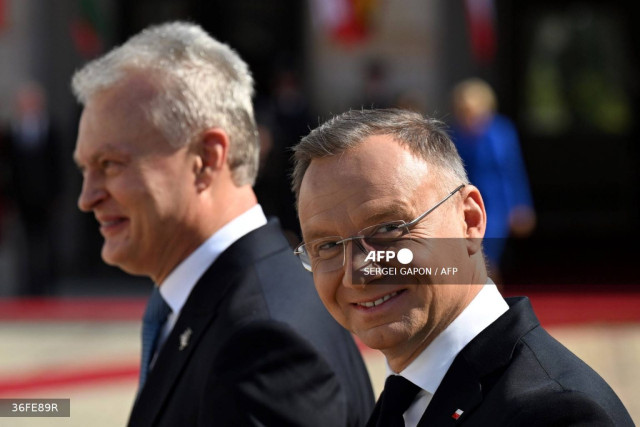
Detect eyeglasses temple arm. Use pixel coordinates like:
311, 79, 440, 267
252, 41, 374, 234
403, 184, 465, 228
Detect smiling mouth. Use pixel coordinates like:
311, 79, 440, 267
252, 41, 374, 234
101, 219, 125, 227
355, 290, 403, 308
98, 217, 128, 234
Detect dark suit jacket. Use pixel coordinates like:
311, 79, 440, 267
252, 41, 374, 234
129, 220, 374, 426
369, 297, 633, 426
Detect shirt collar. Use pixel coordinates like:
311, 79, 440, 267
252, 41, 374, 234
158, 204, 267, 315
390, 281, 508, 394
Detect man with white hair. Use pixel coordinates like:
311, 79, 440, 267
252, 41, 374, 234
72, 22, 373, 426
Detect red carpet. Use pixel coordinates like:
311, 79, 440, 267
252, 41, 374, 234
0, 363, 139, 396
1, 292, 638, 325
0, 292, 638, 395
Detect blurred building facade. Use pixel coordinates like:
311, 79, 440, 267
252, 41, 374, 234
0, 0, 637, 295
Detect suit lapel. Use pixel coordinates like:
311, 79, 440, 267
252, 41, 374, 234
129, 220, 291, 425
417, 297, 540, 426
417, 355, 482, 426
129, 266, 234, 425
365, 391, 383, 427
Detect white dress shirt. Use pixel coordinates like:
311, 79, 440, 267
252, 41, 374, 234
156, 205, 267, 346
389, 282, 509, 427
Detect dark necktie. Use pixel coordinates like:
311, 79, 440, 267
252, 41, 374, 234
373, 375, 421, 427
139, 287, 171, 389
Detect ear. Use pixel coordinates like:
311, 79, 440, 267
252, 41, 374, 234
194, 128, 230, 192
460, 185, 486, 256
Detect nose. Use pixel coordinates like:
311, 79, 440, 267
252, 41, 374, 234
77, 171, 107, 212
342, 239, 376, 289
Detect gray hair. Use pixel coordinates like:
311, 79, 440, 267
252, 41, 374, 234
71, 21, 259, 186
291, 108, 468, 203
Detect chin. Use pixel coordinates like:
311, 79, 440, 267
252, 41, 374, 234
356, 323, 411, 351
101, 244, 129, 269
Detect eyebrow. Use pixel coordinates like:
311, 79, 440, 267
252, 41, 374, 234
303, 226, 342, 243
73, 144, 130, 169
303, 207, 408, 242
362, 209, 407, 226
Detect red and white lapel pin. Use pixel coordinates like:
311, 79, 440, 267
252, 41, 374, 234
451, 409, 464, 420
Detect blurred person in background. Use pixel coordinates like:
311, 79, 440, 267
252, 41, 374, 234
72, 21, 373, 427
0, 120, 6, 247
292, 109, 632, 426
358, 58, 393, 110
254, 64, 312, 244
6, 81, 60, 295
450, 78, 536, 275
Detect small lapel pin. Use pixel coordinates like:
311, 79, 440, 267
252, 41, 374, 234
179, 327, 193, 351
451, 409, 464, 420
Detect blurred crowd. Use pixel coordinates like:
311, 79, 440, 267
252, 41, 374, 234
0, 81, 61, 295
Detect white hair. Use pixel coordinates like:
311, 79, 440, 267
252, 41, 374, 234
71, 21, 259, 186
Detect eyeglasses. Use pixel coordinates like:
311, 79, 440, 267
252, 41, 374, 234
294, 184, 465, 273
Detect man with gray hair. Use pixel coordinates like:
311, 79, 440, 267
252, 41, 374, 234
72, 22, 373, 426
292, 109, 632, 426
